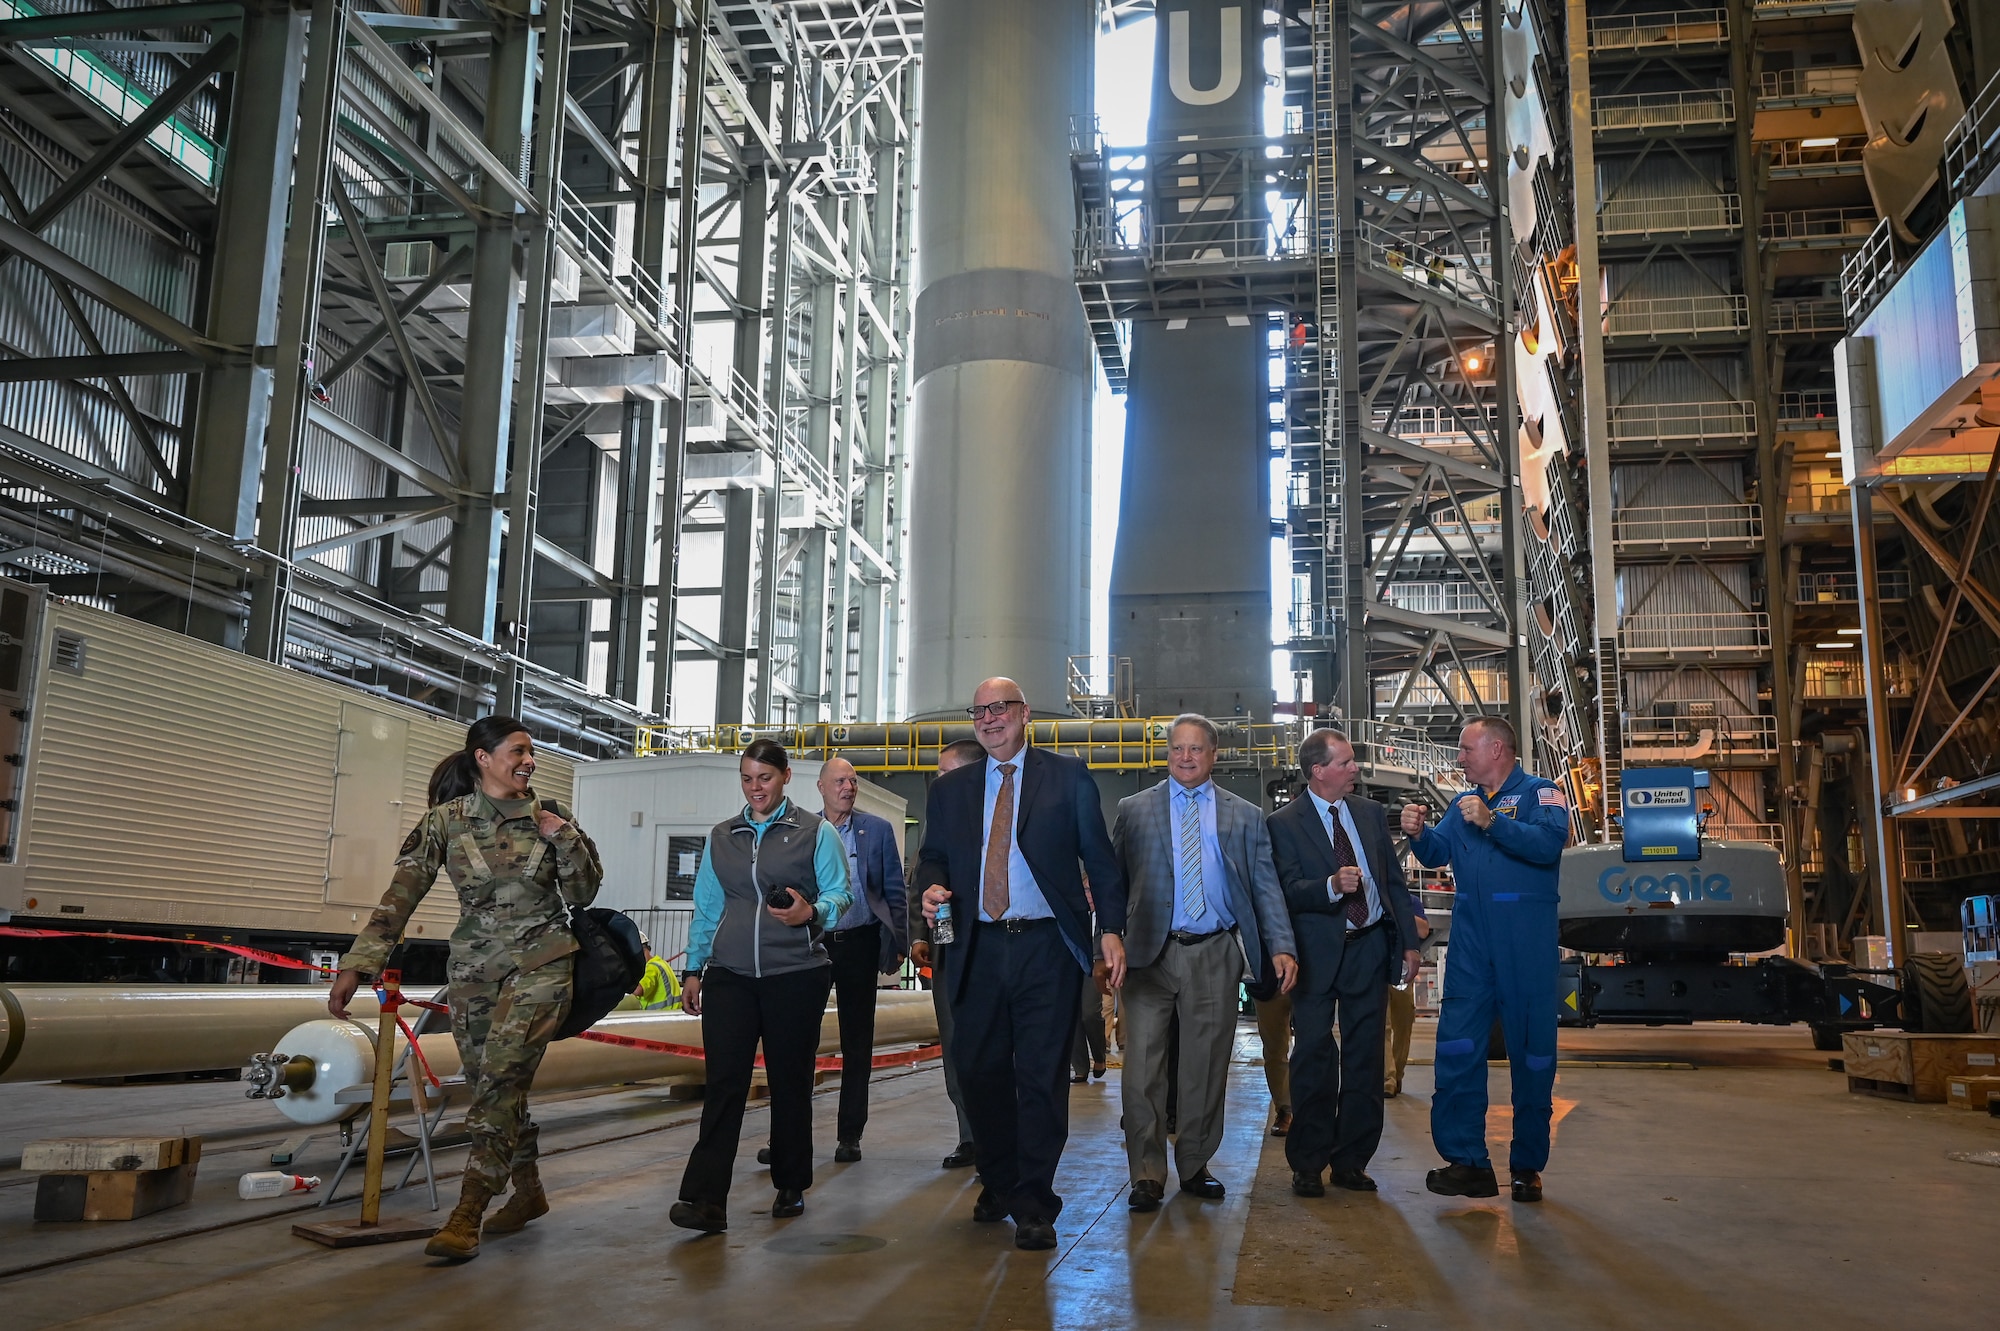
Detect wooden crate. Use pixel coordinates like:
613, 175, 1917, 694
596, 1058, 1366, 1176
33, 1163, 197, 1222
22, 1136, 200, 1173
1947, 1075, 2000, 1110
1843, 1032, 2000, 1103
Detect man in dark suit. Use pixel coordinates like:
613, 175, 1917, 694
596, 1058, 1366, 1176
918, 676, 1127, 1252
1114, 713, 1297, 1211
817, 757, 908, 1161
1267, 727, 1421, 1197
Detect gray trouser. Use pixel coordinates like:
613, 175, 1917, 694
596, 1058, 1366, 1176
1121, 930, 1240, 1185
932, 953, 975, 1144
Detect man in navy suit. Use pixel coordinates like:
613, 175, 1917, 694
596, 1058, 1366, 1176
919, 676, 1127, 1252
818, 757, 909, 1161
1267, 728, 1421, 1197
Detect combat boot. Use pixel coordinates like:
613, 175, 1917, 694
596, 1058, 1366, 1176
484, 1162, 549, 1235
424, 1178, 495, 1260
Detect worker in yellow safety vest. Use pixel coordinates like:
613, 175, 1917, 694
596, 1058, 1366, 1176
633, 934, 682, 1011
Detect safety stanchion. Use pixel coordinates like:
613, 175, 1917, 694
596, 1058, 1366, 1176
292, 971, 441, 1248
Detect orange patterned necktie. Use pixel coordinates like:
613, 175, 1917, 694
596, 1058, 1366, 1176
983, 763, 1017, 920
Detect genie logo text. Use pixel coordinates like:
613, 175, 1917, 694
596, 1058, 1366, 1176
1597, 866, 1733, 904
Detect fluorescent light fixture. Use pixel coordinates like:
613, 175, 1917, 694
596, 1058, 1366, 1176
1836, 627, 1862, 635
1800, 137, 1840, 148
1814, 641, 1854, 649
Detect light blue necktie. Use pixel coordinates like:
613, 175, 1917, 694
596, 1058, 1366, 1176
1180, 789, 1206, 923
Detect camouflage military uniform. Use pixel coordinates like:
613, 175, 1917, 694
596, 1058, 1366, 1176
340, 789, 603, 1192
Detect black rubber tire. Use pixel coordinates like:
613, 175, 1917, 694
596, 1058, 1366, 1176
1903, 951, 1975, 1033
1809, 1023, 1845, 1052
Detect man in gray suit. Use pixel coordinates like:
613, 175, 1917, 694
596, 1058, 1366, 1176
1113, 713, 1298, 1211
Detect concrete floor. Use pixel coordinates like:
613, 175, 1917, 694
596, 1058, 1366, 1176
3, 1021, 1997, 1329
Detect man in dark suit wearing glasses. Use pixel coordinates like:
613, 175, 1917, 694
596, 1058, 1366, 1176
918, 676, 1126, 1252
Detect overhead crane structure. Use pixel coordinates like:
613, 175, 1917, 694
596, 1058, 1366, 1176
0, 0, 920, 753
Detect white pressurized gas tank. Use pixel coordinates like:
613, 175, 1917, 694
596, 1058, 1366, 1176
1557, 840, 1788, 955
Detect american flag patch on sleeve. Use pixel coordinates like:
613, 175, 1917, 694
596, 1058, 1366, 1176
1539, 787, 1567, 807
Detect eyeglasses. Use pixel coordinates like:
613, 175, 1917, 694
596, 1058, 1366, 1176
966, 700, 1023, 720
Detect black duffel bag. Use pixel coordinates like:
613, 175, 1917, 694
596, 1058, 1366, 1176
555, 905, 646, 1039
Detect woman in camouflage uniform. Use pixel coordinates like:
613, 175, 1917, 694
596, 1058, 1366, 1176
328, 715, 602, 1261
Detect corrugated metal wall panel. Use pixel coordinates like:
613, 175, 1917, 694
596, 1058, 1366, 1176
21, 602, 341, 926
1617, 561, 1754, 615
1624, 667, 1762, 712
1613, 460, 1746, 505
1605, 255, 1735, 301
1605, 355, 1746, 404
14, 600, 585, 936
1599, 151, 1731, 203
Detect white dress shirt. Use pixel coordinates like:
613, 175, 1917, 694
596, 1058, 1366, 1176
1305, 789, 1384, 931
978, 748, 1052, 921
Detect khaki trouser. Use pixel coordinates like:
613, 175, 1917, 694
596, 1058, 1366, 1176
1254, 993, 1292, 1112
1384, 982, 1417, 1091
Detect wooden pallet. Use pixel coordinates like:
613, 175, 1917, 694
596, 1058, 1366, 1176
1843, 1032, 2000, 1103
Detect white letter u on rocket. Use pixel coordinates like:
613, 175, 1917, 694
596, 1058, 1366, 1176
1168, 7, 1243, 107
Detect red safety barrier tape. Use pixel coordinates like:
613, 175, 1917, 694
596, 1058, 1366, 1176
573, 1026, 944, 1072
0, 926, 336, 974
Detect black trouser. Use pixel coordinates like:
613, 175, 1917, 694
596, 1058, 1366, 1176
1071, 968, 1106, 1078
953, 920, 1083, 1224
678, 963, 832, 1209
826, 920, 882, 1143
1286, 922, 1391, 1177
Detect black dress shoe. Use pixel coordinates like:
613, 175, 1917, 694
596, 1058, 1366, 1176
835, 1140, 862, 1163
1127, 1179, 1164, 1212
972, 1187, 1008, 1223
669, 1200, 727, 1233
756, 1147, 771, 1165
1014, 1220, 1058, 1251
772, 1189, 804, 1218
942, 1141, 977, 1169
1510, 1170, 1544, 1203
1070, 1072, 1087, 1084
1331, 1168, 1378, 1192
1290, 1170, 1325, 1198
1180, 1169, 1226, 1200
1426, 1163, 1500, 1198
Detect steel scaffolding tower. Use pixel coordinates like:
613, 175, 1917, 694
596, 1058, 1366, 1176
0, 0, 918, 752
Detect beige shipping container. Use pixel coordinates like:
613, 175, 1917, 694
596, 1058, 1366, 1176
0, 594, 574, 944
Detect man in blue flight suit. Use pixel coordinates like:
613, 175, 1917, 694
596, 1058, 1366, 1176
1401, 716, 1569, 1203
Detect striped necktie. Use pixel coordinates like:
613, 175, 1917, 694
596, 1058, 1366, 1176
1180, 788, 1206, 922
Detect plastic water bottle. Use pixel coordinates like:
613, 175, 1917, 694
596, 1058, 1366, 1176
932, 898, 955, 945
238, 1171, 320, 1199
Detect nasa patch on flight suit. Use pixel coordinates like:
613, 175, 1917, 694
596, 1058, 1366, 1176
1496, 794, 1520, 819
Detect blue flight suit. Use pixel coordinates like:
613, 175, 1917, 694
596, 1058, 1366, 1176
1409, 763, 1569, 1174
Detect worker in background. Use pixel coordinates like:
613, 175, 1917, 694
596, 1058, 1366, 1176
633, 935, 681, 1011
1383, 900, 1432, 1097
1403, 716, 1569, 1204
816, 757, 909, 1163
1113, 713, 1297, 1212
327, 715, 602, 1262
671, 740, 851, 1234
908, 738, 987, 1169
1254, 994, 1293, 1136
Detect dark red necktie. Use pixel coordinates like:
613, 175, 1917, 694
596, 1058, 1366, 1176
1328, 807, 1369, 926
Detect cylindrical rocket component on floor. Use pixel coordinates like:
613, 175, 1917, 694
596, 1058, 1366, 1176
1109, 1, 1274, 723
905, 0, 1095, 718
0, 983, 444, 1085
254, 990, 943, 1125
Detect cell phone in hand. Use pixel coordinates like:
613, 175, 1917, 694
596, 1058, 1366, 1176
765, 886, 795, 910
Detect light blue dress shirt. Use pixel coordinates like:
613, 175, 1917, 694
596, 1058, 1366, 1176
829, 815, 875, 931
977, 748, 1053, 922
1168, 779, 1235, 934
1306, 789, 1384, 930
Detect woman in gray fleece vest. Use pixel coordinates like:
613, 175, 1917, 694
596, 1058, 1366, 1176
670, 739, 852, 1233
